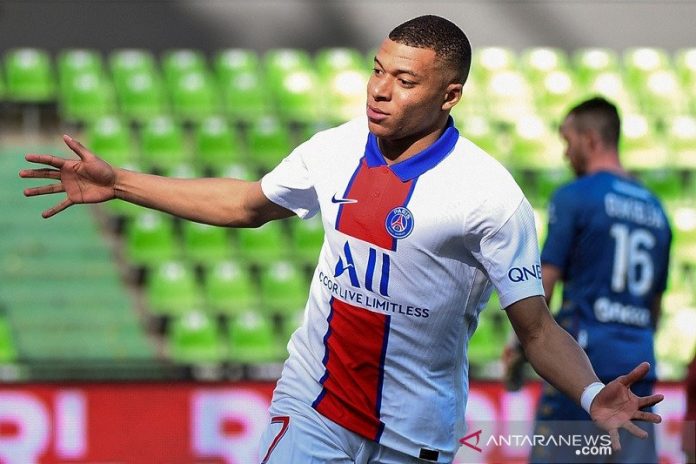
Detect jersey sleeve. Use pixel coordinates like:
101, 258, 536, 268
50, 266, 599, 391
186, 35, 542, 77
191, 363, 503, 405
477, 198, 545, 309
540, 187, 578, 270
260, 141, 320, 219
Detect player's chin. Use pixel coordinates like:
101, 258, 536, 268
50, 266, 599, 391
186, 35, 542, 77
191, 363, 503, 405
366, 119, 393, 138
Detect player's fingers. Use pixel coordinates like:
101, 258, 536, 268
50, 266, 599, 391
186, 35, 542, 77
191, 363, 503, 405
25, 153, 66, 169
24, 183, 65, 197
63, 134, 93, 161
609, 428, 622, 452
42, 198, 72, 218
19, 168, 61, 180
622, 421, 648, 439
618, 362, 650, 387
638, 393, 664, 410
632, 409, 662, 424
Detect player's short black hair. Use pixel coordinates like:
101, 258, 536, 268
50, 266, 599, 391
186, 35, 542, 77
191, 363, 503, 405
566, 97, 621, 148
388, 15, 472, 85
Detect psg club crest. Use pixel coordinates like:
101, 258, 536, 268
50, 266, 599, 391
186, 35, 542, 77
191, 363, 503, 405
385, 207, 414, 239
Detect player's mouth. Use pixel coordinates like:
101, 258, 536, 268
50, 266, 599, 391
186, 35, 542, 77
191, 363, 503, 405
367, 105, 389, 122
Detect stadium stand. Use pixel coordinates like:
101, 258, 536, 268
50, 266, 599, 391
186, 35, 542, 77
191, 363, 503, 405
2, 43, 696, 382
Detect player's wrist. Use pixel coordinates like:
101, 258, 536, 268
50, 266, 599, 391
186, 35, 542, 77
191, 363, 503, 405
580, 381, 605, 414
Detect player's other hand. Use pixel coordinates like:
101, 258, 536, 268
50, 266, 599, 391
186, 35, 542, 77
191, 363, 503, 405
20, 135, 117, 218
590, 362, 663, 451
501, 341, 526, 391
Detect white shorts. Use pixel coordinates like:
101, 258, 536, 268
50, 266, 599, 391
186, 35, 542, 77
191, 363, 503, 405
258, 395, 436, 464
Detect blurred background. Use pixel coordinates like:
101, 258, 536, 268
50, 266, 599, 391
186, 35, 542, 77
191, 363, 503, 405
0, 1, 695, 463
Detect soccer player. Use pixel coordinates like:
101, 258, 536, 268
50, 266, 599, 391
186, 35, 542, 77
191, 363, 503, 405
20, 16, 663, 464
514, 97, 671, 463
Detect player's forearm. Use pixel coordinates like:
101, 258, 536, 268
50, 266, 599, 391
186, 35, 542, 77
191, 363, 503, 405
521, 318, 600, 404
113, 168, 261, 227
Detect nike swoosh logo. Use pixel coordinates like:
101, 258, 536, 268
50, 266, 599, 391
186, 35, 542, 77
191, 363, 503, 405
331, 194, 358, 204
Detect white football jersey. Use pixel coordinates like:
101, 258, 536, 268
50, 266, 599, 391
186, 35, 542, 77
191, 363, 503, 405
261, 116, 543, 462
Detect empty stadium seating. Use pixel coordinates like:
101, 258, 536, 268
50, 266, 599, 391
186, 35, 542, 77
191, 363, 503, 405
2, 43, 696, 380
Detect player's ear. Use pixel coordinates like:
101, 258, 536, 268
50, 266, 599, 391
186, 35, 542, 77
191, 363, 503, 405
442, 82, 463, 111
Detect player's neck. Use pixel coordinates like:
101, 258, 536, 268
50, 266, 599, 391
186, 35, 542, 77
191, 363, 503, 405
585, 151, 627, 177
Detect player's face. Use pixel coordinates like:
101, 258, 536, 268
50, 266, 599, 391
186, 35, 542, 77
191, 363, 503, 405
366, 39, 461, 145
560, 115, 589, 177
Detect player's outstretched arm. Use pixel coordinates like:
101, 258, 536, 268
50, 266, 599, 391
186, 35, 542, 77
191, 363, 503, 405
506, 296, 663, 451
20, 135, 293, 226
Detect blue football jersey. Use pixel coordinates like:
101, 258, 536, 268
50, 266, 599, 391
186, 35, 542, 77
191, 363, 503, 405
541, 171, 672, 380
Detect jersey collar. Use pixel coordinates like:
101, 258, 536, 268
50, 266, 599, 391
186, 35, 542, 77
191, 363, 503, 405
364, 117, 459, 182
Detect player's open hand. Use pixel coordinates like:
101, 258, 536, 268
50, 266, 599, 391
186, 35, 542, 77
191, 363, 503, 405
590, 362, 663, 451
20, 135, 117, 218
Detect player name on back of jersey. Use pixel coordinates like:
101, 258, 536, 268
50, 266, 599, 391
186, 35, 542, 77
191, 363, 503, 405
604, 191, 665, 229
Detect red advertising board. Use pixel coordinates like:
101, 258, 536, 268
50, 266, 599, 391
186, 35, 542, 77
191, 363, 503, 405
0, 381, 689, 463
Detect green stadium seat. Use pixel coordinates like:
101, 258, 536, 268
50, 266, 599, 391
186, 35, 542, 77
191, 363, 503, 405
290, 215, 324, 263
468, 310, 507, 364
194, 115, 243, 171
116, 70, 167, 124
216, 162, 256, 181
146, 260, 203, 317
236, 221, 289, 263
572, 48, 620, 86
583, 70, 640, 114
675, 48, 696, 96
124, 211, 178, 268
521, 47, 569, 79
139, 115, 187, 171
0, 316, 17, 363
482, 70, 535, 123
315, 47, 366, 77
162, 161, 201, 179
635, 69, 687, 117
620, 113, 669, 170
202, 260, 259, 316
109, 49, 157, 90
214, 48, 261, 83
323, 68, 368, 123
535, 69, 579, 121
4, 48, 55, 102
665, 115, 696, 170
263, 48, 313, 88
275, 68, 321, 123
228, 310, 281, 363
161, 49, 208, 88
169, 71, 219, 122
508, 114, 564, 171
259, 260, 308, 315
671, 204, 696, 265
219, 70, 271, 124
60, 72, 116, 123
637, 169, 684, 201
623, 47, 671, 89
169, 310, 226, 363
246, 116, 294, 170
280, 309, 305, 349
57, 49, 104, 88
472, 46, 518, 84
181, 220, 233, 266
86, 115, 134, 166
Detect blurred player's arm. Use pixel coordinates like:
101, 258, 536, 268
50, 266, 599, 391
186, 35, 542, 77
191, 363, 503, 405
21, 135, 293, 226
506, 295, 663, 450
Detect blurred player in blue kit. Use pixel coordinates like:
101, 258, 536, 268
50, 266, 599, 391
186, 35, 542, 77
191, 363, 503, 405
20, 17, 666, 464
506, 97, 672, 463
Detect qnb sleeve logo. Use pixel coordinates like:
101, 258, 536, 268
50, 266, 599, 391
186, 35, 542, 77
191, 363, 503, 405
507, 264, 542, 282
385, 207, 414, 239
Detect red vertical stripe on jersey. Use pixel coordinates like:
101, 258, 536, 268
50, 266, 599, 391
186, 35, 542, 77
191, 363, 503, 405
313, 298, 390, 441
336, 159, 414, 250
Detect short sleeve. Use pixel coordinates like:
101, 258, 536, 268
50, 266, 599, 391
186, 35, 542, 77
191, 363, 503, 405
540, 187, 578, 270
478, 199, 545, 309
261, 142, 320, 219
